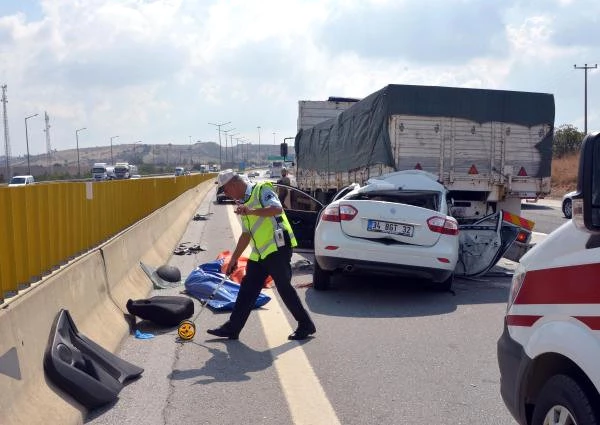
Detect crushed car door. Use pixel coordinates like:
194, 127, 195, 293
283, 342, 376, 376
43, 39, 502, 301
454, 210, 520, 277
274, 184, 323, 250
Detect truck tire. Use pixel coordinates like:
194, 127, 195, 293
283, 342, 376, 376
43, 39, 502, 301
313, 260, 331, 291
531, 374, 598, 425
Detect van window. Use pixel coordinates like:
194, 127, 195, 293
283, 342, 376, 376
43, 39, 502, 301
10, 177, 26, 185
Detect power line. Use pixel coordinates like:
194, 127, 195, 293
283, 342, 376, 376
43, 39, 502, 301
574, 63, 597, 134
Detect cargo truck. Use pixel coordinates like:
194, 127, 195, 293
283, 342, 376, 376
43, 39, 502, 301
92, 163, 115, 180
295, 84, 555, 262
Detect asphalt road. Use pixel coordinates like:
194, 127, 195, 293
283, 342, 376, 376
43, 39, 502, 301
86, 188, 566, 425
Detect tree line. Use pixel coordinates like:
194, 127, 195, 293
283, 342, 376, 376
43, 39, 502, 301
553, 124, 586, 158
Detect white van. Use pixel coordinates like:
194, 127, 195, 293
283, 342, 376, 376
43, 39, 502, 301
8, 175, 35, 187
497, 133, 600, 424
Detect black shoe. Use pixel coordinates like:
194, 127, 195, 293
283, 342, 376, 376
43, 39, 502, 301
207, 326, 239, 340
288, 324, 316, 341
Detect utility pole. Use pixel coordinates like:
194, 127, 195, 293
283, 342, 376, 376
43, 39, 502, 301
574, 63, 597, 134
2, 85, 11, 182
208, 121, 231, 170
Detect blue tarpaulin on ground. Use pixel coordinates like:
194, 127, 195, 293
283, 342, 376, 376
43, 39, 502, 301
184, 260, 271, 311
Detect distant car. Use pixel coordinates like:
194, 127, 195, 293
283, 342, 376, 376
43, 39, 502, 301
312, 170, 459, 291
562, 190, 576, 218
8, 175, 35, 187
247, 171, 260, 178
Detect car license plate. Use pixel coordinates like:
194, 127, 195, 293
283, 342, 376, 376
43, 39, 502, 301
367, 220, 414, 237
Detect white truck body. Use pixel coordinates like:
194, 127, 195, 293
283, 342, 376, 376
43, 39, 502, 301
92, 163, 115, 180
297, 97, 359, 130
114, 162, 135, 179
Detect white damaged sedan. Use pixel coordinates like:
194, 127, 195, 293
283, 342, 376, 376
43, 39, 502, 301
312, 170, 459, 291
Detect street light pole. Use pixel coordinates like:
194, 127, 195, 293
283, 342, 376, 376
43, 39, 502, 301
75, 127, 87, 177
24, 113, 38, 175
208, 121, 231, 170
257, 126, 261, 163
222, 128, 236, 165
110, 135, 119, 164
574, 63, 598, 134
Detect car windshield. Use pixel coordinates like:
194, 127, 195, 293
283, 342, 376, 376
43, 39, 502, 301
346, 190, 440, 211
10, 177, 25, 184
92, 168, 105, 173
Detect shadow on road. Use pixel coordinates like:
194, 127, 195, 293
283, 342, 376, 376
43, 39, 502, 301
168, 340, 305, 385
521, 203, 556, 211
302, 266, 512, 319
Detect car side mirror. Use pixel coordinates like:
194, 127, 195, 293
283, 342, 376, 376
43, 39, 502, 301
574, 132, 600, 232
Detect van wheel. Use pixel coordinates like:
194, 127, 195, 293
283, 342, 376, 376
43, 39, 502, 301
313, 260, 331, 291
532, 374, 597, 425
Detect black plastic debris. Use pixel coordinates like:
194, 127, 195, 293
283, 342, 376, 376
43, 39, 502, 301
126, 296, 194, 327
140, 262, 182, 289
156, 264, 181, 282
44, 309, 143, 409
173, 242, 206, 255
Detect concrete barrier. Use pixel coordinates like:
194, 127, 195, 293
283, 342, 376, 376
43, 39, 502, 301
0, 180, 214, 425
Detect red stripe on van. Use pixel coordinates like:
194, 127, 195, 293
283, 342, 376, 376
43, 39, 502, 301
574, 316, 600, 330
514, 263, 600, 305
506, 315, 542, 327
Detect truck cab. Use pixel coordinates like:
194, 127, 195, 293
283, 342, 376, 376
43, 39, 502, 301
497, 132, 600, 424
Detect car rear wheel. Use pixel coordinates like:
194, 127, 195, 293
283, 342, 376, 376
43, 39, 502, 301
562, 199, 572, 219
313, 260, 331, 291
531, 374, 597, 425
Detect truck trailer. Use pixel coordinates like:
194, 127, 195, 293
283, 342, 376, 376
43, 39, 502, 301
295, 84, 553, 219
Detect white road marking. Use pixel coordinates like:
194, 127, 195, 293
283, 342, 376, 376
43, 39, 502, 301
226, 205, 341, 425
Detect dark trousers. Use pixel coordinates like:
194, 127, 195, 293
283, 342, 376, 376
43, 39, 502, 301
225, 245, 313, 334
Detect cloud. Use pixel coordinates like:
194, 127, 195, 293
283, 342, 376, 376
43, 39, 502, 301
318, 0, 509, 64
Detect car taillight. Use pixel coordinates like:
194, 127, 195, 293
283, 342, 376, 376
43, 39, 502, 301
320, 204, 357, 222
321, 205, 341, 222
427, 216, 459, 235
339, 205, 358, 221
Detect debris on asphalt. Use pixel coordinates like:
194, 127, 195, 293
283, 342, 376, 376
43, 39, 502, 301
173, 242, 207, 255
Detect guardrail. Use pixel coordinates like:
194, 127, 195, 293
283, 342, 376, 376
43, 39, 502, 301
0, 173, 216, 304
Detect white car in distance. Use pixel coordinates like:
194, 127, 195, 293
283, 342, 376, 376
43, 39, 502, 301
312, 170, 459, 291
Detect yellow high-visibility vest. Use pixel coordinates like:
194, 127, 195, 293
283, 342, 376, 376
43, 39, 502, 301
241, 181, 297, 261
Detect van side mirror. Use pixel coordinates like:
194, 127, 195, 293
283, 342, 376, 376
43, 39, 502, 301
574, 132, 600, 232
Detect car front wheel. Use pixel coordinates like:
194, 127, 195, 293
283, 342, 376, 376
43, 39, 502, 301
563, 199, 572, 219
312, 260, 331, 291
531, 374, 598, 425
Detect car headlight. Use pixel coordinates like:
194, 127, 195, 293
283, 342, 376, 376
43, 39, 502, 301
508, 263, 526, 311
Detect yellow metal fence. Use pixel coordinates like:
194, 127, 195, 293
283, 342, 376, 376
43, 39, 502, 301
0, 174, 215, 303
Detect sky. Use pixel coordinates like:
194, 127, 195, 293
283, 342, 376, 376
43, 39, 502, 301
0, 0, 599, 156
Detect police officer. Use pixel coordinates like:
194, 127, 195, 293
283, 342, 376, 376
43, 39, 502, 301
207, 169, 316, 341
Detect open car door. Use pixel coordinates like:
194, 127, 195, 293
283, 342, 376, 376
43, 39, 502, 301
455, 210, 520, 277
274, 184, 323, 250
